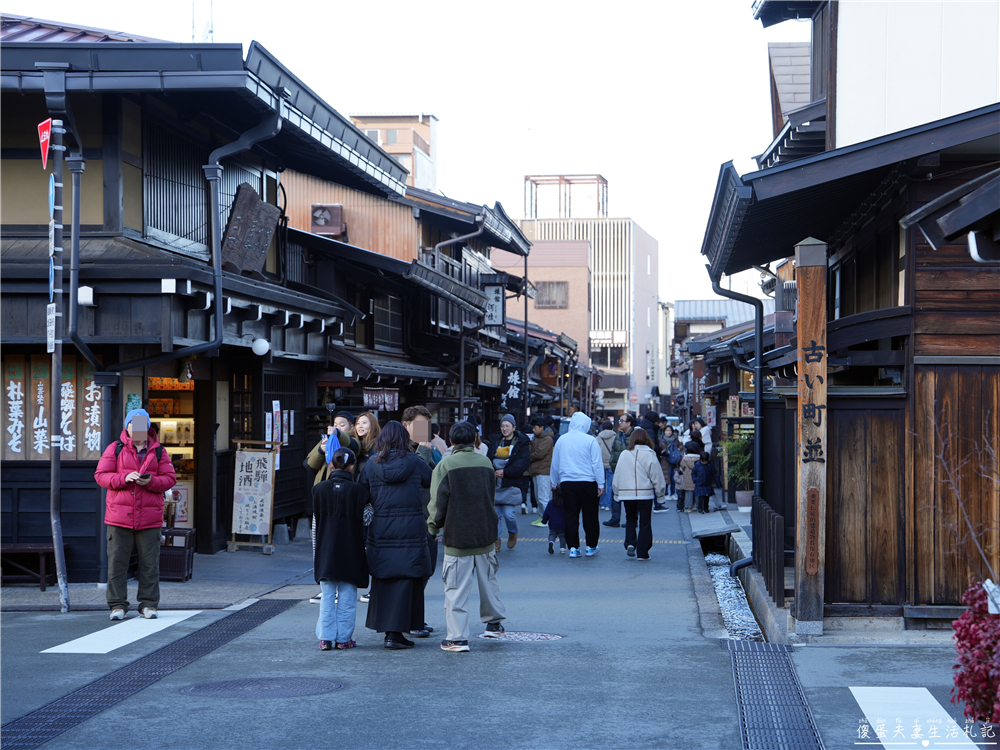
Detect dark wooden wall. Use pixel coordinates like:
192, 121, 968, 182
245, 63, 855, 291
912, 365, 1000, 605
1, 463, 103, 582
825, 401, 905, 605
761, 397, 798, 551
911, 170, 1000, 357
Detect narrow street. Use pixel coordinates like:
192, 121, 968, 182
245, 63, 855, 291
2, 508, 963, 750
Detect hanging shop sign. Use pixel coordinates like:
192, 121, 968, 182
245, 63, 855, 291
363, 388, 399, 411
483, 285, 505, 327
221, 183, 281, 275
500, 367, 523, 414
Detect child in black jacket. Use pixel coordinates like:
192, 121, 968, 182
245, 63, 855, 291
313, 448, 369, 650
690, 452, 723, 514
541, 489, 566, 555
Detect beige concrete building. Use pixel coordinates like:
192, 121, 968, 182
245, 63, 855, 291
491, 240, 591, 366
350, 113, 437, 191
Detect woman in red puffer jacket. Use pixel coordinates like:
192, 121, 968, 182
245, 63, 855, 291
95, 409, 176, 620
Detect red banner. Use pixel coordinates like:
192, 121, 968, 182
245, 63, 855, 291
38, 118, 52, 170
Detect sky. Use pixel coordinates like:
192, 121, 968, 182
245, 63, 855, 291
5, 0, 811, 302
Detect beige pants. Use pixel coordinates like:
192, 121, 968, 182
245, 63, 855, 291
441, 552, 506, 642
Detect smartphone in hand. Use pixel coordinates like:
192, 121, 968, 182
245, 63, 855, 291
139, 474, 151, 480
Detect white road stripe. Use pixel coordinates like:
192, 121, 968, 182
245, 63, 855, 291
850, 686, 982, 748
42, 611, 202, 654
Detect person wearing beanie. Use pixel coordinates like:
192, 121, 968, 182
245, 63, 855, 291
486, 414, 530, 550
95, 408, 176, 621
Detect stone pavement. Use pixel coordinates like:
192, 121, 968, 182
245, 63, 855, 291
0, 506, 976, 750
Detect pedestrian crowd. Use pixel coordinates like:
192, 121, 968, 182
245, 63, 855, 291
93, 402, 727, 655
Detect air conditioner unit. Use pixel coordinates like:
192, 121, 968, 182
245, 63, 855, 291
311, 204, 346, 236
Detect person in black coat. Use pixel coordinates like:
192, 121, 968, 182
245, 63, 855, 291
359, 421, 433, 649
313, 448, 369, 651
486, 413, 532, 547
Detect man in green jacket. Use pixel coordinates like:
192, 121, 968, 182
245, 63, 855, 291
428, 421, 507, 652
604, 412, 636, 528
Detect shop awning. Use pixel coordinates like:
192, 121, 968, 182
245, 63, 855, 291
327, 343, 377, 379
405, 260, 489, 316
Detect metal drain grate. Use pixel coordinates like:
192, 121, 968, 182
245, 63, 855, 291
181, 677, 342, 698
2, 599, 299, 750
725, 640, 825, 750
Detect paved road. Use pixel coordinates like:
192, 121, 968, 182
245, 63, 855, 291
0, 508, 973, 750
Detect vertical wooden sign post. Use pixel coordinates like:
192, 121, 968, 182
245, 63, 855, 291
794, 237, 828, 633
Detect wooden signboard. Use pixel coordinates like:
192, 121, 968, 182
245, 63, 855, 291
29, 354, 50, 461
794, 238, 829, 625
3, 354, 26, 461
59, 355, 77, 461
78, 357, 103, 460
221, 183, 281, 276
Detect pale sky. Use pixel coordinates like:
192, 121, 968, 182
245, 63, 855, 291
4, 0, 811, 302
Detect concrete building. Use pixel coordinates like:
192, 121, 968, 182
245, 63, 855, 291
491, 240, 591, 367
351, 113, 438, 192
519, 216, 659, 415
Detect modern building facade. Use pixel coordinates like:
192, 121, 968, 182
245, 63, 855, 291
519, 217, 659, 415
351, 113, 438, 192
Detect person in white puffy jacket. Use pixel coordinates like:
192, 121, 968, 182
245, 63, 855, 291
611, 428, 666, 561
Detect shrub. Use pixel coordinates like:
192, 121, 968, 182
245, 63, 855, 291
951, 579, 1000, 724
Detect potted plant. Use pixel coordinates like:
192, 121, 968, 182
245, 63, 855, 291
720, 435, 754, 507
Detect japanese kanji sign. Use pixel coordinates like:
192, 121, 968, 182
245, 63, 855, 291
29, 355, 50, 461
232, 449, 275, 537
3, 354, 26, 461
500, 367, 523, 413
483, 285, 505, 326
38, 118, 52, 170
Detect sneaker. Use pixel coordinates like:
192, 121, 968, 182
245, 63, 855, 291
110, 608, 125, 621
521, 502, 527, 515
140, 607, 158, 620
585, 545, 600, 557
653, 505, 668, 513
637, 555, 651, 561
602, 520, 620, 528
560, 546, 567, 555
335, 640, 356, 650
319, 640, 334, 651
548, 541, 554, 555
531, 518, 546, 527
441, 639, 470, 652
483, 622, 505, 638
568, 547, 581, 558
626, 545, 636, 557
359, 592, 370, 603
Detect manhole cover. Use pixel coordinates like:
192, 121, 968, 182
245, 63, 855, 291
181, 678, 342, 698
475, 631, 562, 641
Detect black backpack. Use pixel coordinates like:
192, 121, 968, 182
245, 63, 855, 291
666, 442, 682, 466
114, 440, 164, 463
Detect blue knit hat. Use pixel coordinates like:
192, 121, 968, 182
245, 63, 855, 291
125, 408, 150, 429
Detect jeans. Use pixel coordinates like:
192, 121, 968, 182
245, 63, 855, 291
548, 530, 566, 549
316, 579, 358, 643
666, 468, 677, 498
623, 499, 653, 558
609, 496, 622, 524
532, 475, 552, 516
600, 469, 614, 508
676, 489, 694, 511
496, 503, 518, 538
107, 526, 161, 613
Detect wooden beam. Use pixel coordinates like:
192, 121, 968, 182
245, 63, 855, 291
794, 237, 828, 633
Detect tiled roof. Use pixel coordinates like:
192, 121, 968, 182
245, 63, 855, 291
1, 13, 165, 42
674, 298, 774, 326
769, 42, 811, 120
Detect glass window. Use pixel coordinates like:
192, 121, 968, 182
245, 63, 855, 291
535, 281, 569, 309
386, 129, 398, 144
374, 294, 403, 350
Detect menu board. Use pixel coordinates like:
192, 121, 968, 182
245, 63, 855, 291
231, 449, 274, 537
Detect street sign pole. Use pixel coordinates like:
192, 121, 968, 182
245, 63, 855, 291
48, 119, 70, 612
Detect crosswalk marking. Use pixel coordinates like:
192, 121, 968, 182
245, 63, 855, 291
849, 686, 982, 747
42, 610, 202, 654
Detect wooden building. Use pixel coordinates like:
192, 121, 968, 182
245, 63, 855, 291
700, 104, 999, 629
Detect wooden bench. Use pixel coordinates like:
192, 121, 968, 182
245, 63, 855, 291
1, 543, 68, 591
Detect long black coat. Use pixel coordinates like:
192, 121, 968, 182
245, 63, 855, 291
486, 430, 531, 492
313, 470, 370, 588
359, 452, 433, 580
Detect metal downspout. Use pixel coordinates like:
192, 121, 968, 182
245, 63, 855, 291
108, 108, 283, 372
709, 267, 763, 501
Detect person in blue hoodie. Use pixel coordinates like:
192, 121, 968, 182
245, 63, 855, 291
549, 412, 605, 558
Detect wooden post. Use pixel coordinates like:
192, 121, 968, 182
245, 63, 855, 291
794, 237, 828, 632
